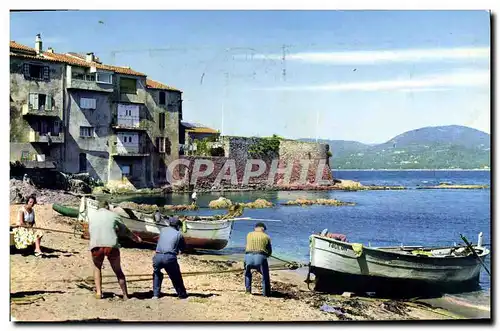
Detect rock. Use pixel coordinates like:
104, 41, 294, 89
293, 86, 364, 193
341, 292, 354, 298
208, 197, 233, 209
241, 199, 274, 209
68, 179, 92, 194
9, 178, 80, 206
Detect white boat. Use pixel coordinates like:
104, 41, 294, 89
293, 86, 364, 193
78, 197, 235, 250
309, 232, 490, 294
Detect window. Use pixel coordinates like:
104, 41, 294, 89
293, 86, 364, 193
72, 72, 95, 81
159, 113, 165, 130
118, 133, 138, 146
52, 121, 60, 135
80, 98, 96, 110
80, 126, 95, 138
159, 91, 166, 105
79, 153, 87, 172
23, 63, 49, 81
120, 77, 137, 94
157, 137, 165, 153
29, 93, 52, 110
96, 72, 113, 84
39, 120, 50, 135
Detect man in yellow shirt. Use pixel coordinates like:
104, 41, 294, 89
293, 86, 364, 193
244, 222, 272, 297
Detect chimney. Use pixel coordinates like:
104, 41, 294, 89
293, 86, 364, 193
35, 34, 42, 55
47, 47, 54, 53
86, 52, 95, 62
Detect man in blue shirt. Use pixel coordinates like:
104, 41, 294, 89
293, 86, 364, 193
152, 217, 188, 299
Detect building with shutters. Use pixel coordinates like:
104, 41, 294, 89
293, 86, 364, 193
10, 35, 183, 188
10, 36, 65, 170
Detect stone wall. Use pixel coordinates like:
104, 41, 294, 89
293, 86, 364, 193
171, 137, 332, 190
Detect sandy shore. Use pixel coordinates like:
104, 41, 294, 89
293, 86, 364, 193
10, 204, 488, 322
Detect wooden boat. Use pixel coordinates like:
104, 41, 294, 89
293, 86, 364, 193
309, 232, 490, 294
78, 197, 236, 250
53, 204, 79, 218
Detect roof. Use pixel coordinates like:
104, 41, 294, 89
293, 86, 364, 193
10, 41, 179, 90
10, 41, 146, 76
186, 127, 220, 134
10, 41, 37, 55
182, 122, 219, 134
43, 52, 146, 77
66, 52, 102, 63
146, 79, 181, 92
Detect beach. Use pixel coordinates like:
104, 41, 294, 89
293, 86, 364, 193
10, 203, 490, 322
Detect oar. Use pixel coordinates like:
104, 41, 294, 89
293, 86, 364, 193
460, 234, 491, 276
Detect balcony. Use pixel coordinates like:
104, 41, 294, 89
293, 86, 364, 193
28, 130, 64, 144
111, 144, 149, 157
119, 92, 144, 104
111, 115, 148, 131
22, 156, 57, 169
66, 68, 114, 93
67, 77, 114, 93
22, 104, 59, 117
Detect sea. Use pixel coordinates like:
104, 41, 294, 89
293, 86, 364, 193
112, 170, 491, 305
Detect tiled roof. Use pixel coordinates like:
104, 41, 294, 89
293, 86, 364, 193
43, 52, 146, 77
66, 52, 102, 63
10, 41, 37, 55
10, 42, 182, 89
146, 79, 181, 92
10, 52, 63, 63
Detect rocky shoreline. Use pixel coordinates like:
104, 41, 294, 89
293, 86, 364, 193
9, 173, 489, 209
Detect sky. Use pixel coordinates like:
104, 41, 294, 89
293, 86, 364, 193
10, 10, 491, 144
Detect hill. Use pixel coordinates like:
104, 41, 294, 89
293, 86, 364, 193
300, 125, 490, 170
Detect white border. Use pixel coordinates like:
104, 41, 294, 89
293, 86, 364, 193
4, 2, 498, 331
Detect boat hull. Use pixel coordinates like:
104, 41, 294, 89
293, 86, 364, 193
79, 197, 234, 251
309, 234, 489, 294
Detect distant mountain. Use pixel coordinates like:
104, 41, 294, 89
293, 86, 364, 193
300, 125, 490, 170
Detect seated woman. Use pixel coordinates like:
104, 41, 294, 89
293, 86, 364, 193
13, 194, 44, 256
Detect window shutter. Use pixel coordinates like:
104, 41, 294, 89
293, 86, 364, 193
46, 94, 52, 110
91, 98, 96, 110
156, 137, 160, 151
23, 64, 30, 78
43, 66, 50, 81
30, 93, 39, 110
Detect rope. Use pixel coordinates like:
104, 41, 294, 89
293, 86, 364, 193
270, 255, 303, 270
11, 225, 83, 236
87, 264, 295, 285
15, 263, 296, 285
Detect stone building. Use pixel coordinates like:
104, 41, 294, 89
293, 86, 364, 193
179, 121, 220, 156
9, 35, 183, 188
10, 37, 65, 170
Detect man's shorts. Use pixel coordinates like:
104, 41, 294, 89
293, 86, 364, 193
91, 247, 120, 261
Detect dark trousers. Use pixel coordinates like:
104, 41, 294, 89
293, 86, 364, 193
244, 253, 271, 297
152, 253, 187, 298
